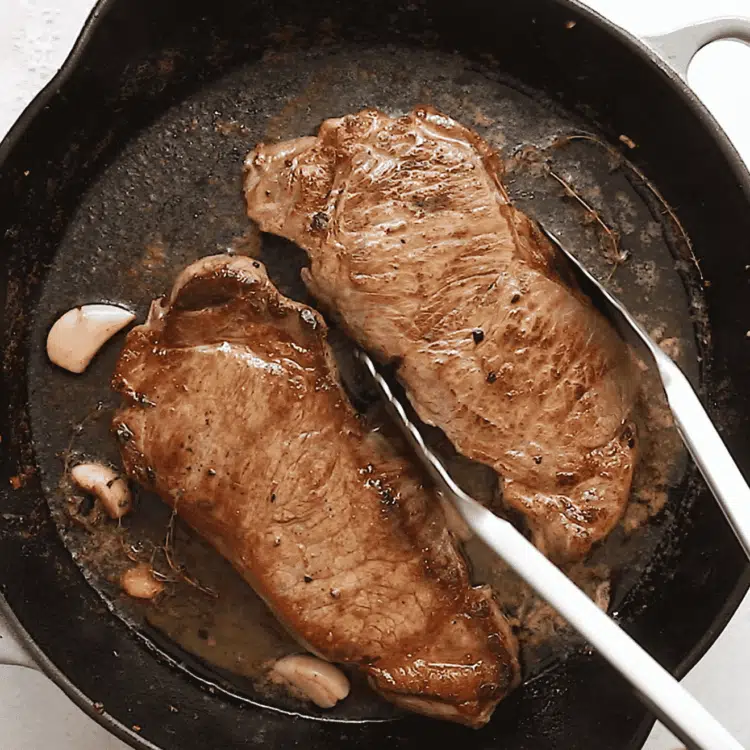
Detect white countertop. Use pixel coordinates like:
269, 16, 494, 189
1, 1, 749, 748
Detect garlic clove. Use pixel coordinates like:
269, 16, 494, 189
47, 304, 135, 374
121, 563, 164, 600
271, 654, 350, 709
70, 462, 132, 520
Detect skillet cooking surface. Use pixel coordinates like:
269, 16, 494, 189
2, 0, 750, 748
28, 42, 705, 713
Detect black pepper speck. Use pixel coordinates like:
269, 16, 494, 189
472, 328, 485, 344
115, 423, 134, 443
311, 212, 329, 231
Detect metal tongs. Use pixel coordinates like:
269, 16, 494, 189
540, 225, 750, 558
356, 226, 750, 750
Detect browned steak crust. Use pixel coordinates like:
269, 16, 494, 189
112, 254, 519, 726
244, 107, 639, 562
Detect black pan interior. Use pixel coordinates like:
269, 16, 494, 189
27, 38, 704, 713
2, 1, 750, 749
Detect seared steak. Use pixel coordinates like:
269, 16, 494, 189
112, 255, 519, 726
244, 107, 639, 562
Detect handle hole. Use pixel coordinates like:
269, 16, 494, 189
687, 39, 750, 168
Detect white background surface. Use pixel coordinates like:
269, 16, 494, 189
1, 1, 749, 748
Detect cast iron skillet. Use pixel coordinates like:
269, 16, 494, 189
2, 1, 750, 748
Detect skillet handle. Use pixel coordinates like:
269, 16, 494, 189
645, 17, 750, 79
0, 597, 40, 671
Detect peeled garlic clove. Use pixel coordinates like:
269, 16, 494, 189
271, 654, 350, 709
121, 563, 164, 600
71, 462, 132, 519
47, 304, 135, 373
